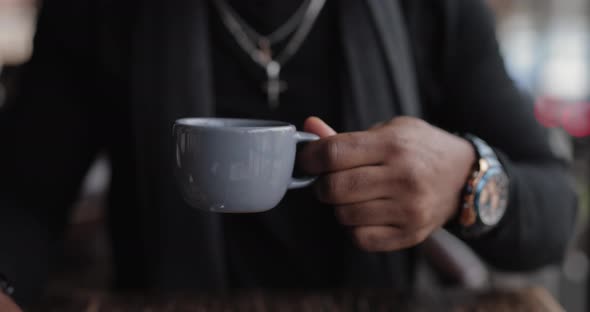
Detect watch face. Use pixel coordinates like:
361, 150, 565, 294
476, 168, 509, 226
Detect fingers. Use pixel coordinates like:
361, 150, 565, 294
336, 202, 433, 252
298, 131, 386, 175
299, 116, 438, 253
335, 200, 405, 227
303, 116, 337, 138
352, 226, 430, 252
315, 166, 390, 205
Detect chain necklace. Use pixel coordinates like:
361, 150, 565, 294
217, 0, 313, 45
213, 0, 327, 109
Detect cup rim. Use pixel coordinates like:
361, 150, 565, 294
175, 118, 295, 132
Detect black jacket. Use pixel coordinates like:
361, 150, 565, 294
0, 0, 577, 305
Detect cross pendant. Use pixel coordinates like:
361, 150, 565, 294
263, 61, 287, 110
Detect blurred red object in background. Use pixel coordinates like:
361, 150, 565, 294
535, 97, 563, 128
535, 96, 590, 138
560, 102, 590, 138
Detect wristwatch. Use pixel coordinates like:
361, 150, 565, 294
457, 134, 510, 237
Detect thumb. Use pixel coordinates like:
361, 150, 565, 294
303, 116, 337, 138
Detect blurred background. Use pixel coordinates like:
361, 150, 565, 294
488, 1, 590, 311
0, 0, 589, 311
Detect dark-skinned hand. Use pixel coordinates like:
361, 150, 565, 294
299, 116, 476, 252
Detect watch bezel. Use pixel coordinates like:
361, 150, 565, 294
473, 166, 509, 226
457, 133, 511, 238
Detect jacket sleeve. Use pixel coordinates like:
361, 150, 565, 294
0, 0, 100, 305
435, 0, 578, 271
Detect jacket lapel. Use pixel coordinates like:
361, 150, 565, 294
366, 0, 422, 118
339, 0, 397, 131
340, 0, 421, 133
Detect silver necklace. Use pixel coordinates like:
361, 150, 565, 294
217, 0, 313, 45
213, 0, 327, 109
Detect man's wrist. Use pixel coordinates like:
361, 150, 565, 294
447, 135, 478, 224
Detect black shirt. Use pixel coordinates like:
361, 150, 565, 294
211, 0, 351, 288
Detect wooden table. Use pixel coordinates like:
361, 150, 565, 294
33, 287, 564, 312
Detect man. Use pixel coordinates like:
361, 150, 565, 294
0, 0, 578, 309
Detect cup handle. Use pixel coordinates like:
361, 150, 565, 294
289, 131, 320, 189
